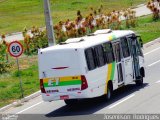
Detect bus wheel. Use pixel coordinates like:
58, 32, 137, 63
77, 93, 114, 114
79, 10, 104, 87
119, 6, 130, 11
135, 76, 143, 86
106, 83, 113, 100
64, 99, 78, 106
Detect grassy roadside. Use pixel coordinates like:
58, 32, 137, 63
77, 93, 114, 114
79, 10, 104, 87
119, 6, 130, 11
0, 0, 146, 34
0, 55, 39, 108
0, 15, 160, 108
130, 15, 160, 43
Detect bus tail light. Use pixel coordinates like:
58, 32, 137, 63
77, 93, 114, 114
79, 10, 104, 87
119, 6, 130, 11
40, 79, 46, 93
81, 75, 88, 90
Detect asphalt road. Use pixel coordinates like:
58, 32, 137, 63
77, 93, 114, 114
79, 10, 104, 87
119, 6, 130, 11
1, 38, 160, 120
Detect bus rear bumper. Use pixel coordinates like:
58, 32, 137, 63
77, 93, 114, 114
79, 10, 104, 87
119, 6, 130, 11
41, 90, 93, 102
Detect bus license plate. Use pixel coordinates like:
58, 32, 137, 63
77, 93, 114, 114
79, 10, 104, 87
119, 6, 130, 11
60, 95, 69, 100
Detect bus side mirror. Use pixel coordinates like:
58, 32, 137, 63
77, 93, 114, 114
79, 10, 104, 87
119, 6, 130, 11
139, 37, 143, 48
136, 36, 143, 48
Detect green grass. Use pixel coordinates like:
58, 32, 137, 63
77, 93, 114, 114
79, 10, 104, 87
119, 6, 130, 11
0, 0, 146, 34
128, 15, 160, 43
0, 63, 39, 108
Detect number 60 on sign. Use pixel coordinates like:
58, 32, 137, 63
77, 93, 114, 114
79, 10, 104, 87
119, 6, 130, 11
8, 41, 23, 58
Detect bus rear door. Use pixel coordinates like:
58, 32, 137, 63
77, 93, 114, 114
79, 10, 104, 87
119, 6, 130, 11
120, 37, 133, 84
112, 41, 124, 86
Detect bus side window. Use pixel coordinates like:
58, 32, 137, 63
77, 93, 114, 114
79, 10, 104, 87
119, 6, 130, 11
94, 45, 105, 67
103, 42, 115, 63
85, 48, 97, 71
121, 37, 130, 58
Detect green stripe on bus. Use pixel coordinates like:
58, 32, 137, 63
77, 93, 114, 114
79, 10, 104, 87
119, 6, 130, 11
110, 61, 116, 80
112, 35, 116, 40
110, 34, 116, 80
43, 80, 81, 87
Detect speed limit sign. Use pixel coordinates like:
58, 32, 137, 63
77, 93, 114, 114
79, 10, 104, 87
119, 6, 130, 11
8, 41, 24, 98
8, 41, 23, 58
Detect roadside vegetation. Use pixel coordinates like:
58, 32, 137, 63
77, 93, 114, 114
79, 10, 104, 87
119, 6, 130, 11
0, 0, 160, 108
0, 56, 38, 107
0, 0, 146, 33
130, 15, 160, 43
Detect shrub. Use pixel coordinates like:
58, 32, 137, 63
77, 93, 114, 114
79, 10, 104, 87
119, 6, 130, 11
0, 38, 12, 74
147, 0, 160, 21
23, 26, 48, 55
0, 62, 12, 74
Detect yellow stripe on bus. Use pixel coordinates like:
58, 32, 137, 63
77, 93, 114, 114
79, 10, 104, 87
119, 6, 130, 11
105, 35, 113, 94
43, 78, 49, 83
109, 36, 113, 41
105, 34, 116, 94
105, 63, 112, 94
43, 76, 81, 83
60, 76, 81, 81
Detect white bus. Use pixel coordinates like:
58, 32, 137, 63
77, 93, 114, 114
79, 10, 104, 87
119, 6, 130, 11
38, 29, 145, 105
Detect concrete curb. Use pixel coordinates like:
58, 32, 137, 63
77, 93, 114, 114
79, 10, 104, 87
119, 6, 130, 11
0, 91, 41, 113
144, 37, 160, 48
135, 4, 145, 8
0, 104, 13, 113
21, 91, 41, 103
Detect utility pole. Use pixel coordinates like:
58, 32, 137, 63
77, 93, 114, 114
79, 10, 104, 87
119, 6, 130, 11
130, 0, 133, 6
43, 0, 55, 46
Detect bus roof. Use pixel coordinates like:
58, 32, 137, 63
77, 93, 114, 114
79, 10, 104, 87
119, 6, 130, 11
40, 30, 134, 53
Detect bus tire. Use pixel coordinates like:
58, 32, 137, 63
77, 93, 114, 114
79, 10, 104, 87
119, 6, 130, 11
106, 82, 113, 100
135, 76, 143, 86
140, 67, 145, 77
64, 99, 78, 106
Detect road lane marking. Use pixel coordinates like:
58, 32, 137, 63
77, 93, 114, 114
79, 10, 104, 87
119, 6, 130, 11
148, 59, 160, 67
144, 47, 160, 56
16, 101, 43, 114
155, 80, 160, 83
108, 94, 135, 109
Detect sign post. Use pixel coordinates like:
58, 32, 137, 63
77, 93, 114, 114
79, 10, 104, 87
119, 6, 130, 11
8, 41, 24, 98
